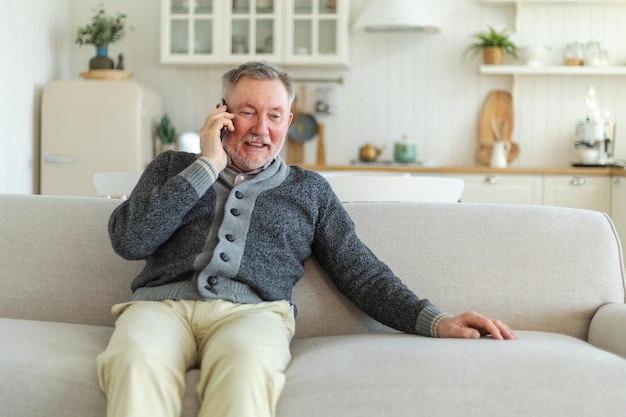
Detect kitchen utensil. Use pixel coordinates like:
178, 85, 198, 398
564, 42, 585, 66
317, 123, 326, 165
571, 119, 616, 166
584, 41, 603, 66
315, 87, 333, 115
393, 135, 416, 163
287, 85, 318, 164
516, 45, 551, 67
490, 118, 508, 142
490, 140, 511, 168
358, 144, 384, 162
477, 91, 518, 166
478, 91, 513, 147
289, 86, 318, 143
477, 142, 519, 166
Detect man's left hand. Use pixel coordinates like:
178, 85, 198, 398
437, 311, 517, 340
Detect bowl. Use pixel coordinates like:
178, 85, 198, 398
517, 45, 552, 67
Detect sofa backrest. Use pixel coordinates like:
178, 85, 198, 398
0, 195, 139, 327
292, 202, 626, 341
1, 194, 624, 340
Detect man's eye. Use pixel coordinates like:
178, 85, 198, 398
270, 114, 282, 121
240, 111, 254, 118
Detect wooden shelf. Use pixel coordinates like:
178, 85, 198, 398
480, 65, 626, 75
480, 1, 626, 5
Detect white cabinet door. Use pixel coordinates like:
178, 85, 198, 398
224, 0, 282, 63
450, 174, 543, 205
161, 0, 224, 64
284, 0, 349, 66
543, 175, 611, 212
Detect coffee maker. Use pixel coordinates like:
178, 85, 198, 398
571, 118, 617, 166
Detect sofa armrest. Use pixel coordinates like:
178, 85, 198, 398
588, 303, 626, 359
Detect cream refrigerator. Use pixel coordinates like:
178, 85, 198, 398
40, 80, 163, 196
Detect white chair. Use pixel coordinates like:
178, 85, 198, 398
324, 174, 464, 203
93, 172, 142, 199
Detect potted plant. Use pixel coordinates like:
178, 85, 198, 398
464, 26, 517, 65
75, 5, 130, 70
156, 115, 177, 153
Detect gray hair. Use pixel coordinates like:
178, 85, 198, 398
222, 61, 295, 107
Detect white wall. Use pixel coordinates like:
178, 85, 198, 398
4, 0, 626, 194
0, 0, 71, 193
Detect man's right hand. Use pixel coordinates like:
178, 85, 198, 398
199, 103, 234, 172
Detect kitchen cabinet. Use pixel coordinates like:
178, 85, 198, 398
284, 0, 349, 65
611, 177, 626, 249
160, 0, 349, 66
542, 174, 612, 212
444, 172, 612, 211
447, 174, 543, 205
161, 0, 222, 63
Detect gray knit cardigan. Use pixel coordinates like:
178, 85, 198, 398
108, 151, 447, 336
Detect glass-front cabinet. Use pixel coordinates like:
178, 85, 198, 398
161, 0, 221, 63
285, 0, 347, 65
161, 0, 349, 66
226, 0, 281, 63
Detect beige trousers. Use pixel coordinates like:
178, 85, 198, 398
96, 299, 295, 417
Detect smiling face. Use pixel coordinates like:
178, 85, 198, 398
222, 77, 293, 172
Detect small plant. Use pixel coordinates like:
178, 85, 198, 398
464, 26, 517, 60
156, 115, 176, 144
75, 4, 130, 48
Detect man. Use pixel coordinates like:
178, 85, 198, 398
97, 61, 515, 417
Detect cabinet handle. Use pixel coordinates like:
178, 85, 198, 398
43, 155, 78, 164
484, 175, 500, 184
569, 176, 586, 186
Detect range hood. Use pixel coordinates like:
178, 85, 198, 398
352, 0, 440, 33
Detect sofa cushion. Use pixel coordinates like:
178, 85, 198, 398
0, 317, 210, 417
278, 331, 626, 417
0, 195, 139, 328
0, 318, 111, 417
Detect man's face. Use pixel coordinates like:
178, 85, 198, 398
223, 77, 293, 172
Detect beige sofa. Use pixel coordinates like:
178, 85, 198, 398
1, 193, 626, 417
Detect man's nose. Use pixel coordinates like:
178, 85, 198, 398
251, 116, 269, 135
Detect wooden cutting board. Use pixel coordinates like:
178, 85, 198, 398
478, 90, 514, 146
477, 90, 519, 165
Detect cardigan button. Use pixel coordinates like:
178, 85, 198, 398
220, 253, 230, 262
235, 190, 244, 199
230, 208, 241, 216
225, 233, 235, 242
207, 276, 218, 286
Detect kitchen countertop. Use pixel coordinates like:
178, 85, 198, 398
301, 164, 626, 176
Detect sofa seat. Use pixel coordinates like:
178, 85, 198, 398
281, 331, 626, 417
0, 318, 111, 417
3, 315, 626, 417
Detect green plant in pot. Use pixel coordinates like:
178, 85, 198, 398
75, 5, 130, 70
464, 26, 517, 65
156, 115, 177, 152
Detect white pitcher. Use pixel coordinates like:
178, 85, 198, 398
490, 140, 511, 168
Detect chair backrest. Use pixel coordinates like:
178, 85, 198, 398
324, 174, 464, 203
93, 172, 142, 199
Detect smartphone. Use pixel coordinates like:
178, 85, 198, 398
220, 99, 228, 141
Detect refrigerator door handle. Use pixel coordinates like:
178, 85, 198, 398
43, 155, 78, 164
